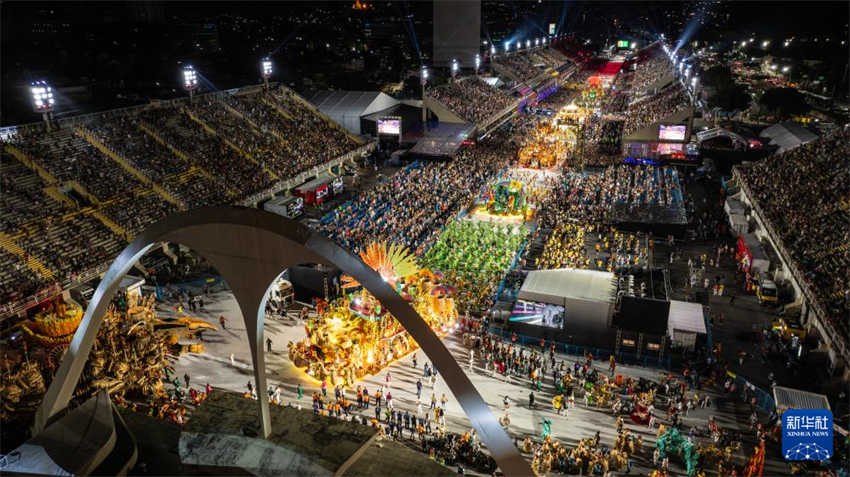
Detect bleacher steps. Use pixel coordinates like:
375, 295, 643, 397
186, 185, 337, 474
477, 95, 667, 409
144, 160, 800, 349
66, 181, 101, 206
182, 108, 281, 181
0, 232, 55, 280
76, 128, 184, 208
274, 87, 365, 145
42, 186, 77, 208
136, 122, 236, 199
3, 144, 59, 184
223, 100, 289, 146
89, 210, 130, 243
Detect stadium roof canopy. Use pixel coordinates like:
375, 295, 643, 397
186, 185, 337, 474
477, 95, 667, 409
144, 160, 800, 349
759, 122, 819, 153
309, 91, 399, 135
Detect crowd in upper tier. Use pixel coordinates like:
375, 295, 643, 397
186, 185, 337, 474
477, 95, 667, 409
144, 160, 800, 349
492, 47, 569, 83
428, 77, 516, 125
737, 127, 850, 345
631, 45, 675, 94
623, 83, 689, 136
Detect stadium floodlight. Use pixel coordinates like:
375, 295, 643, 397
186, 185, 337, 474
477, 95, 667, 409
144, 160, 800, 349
526, 39, 531, 49
30, 80, 55, 131
491, 46, 496, 55
261, 57, 273, 89
30, 81, 54, 113
475, 54, 481, 73
183, 65, 198, 102
262, 58, 273, 78
535, 38, 540, 47
505, 42, 510, 53
421, 65, 428, 131
451, 59, 459, 77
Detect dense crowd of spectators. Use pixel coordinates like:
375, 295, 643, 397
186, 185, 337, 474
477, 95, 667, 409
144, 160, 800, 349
9, 130, 141, 202
0, 152, 70, 234
138, 106, 274, 198
737, 127, 850, 343
631, 46, 674, 93
18, 213, 125, 282
231, 90, 362, 167
493, 47, 569, 83
623, 83, 689, 135
97, 194, 176, 238
318, 136, 517, 256
428, 77, 515, 125
0, 85, 370, 309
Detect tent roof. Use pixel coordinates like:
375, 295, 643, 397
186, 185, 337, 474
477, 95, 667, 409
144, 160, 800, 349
518, 268, 615, 305
759, 122, 819, 152
667, 300, 706, 334
773, 386, 831, 411
309, 91, 399, 121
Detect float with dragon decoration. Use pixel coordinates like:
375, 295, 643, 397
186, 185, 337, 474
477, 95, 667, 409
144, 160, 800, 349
289, 241, 458, 386
1, 296, 216, 421
483, 180, 529, 217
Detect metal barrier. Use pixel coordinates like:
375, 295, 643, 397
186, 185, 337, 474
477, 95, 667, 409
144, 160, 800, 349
725, 371, 777, 414
488, 327, 672, 370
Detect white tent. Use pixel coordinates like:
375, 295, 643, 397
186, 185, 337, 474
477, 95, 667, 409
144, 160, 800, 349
518, 268, 615, 305
309, 91, 399, 135
667, 300, 706, 351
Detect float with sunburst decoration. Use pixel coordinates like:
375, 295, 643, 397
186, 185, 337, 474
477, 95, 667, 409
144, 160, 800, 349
289, 241, 458, 386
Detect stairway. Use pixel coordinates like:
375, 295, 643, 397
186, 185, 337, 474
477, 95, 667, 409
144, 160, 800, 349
182, 107, 280, 181
77, 128, 184, 208
89, 210, 130, 243
3, 144, 59, 185
0, 231, 55, 280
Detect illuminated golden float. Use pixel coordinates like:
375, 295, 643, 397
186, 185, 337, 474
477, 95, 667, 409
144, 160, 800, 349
289, 242, 458, 385
1, 296, 216, 420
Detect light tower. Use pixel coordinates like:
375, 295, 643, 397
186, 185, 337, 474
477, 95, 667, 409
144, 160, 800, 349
261, 58, 273, 89
525, 39, 531, 49
451, 59, 459, 79
183, 65, 198, 103
30, 81, 55, 132
475, 54, 481, 74
421, 66, 428, 132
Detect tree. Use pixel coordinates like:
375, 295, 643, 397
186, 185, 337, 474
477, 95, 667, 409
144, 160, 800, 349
759, 88, 809, 119
702, 65, 735, 90
707, 84, 752, 119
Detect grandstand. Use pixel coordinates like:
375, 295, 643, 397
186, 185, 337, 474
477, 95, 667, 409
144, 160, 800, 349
0, 84, 373, 319
733, 127, 850, 372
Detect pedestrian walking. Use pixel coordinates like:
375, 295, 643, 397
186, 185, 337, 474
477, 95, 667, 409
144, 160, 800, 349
297, 383, 303, 400
529, 392, 535, 409
184, 373, 190, 388
412, 353, 418, 368
266, 337, 273, 353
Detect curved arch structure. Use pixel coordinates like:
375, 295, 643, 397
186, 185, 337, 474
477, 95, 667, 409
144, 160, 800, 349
35, 206, 532, 476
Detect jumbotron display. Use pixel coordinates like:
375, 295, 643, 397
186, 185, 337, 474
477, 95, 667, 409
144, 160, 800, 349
377, 117, 401, 135
658, 124, 687, 141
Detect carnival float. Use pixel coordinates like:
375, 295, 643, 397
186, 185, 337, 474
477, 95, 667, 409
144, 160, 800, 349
483, 180, 529, 217
289, 241, 458, 386
0, 295, 216, 421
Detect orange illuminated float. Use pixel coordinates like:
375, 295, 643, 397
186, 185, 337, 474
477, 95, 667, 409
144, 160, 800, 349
290, 241, 458, 386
